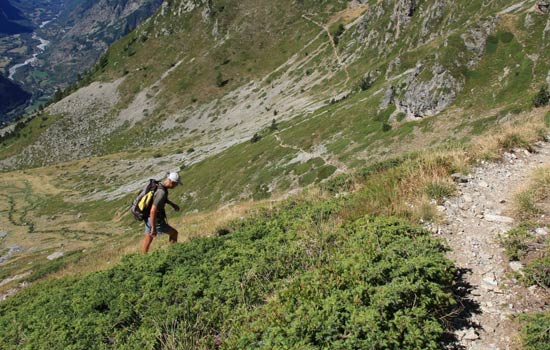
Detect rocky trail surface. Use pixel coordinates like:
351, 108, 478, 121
432, 141, 550, 349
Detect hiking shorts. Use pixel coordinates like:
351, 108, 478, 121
144, 218, 171, 235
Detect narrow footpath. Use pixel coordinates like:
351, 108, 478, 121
434, 142, 550, 349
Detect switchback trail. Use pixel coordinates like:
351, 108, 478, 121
433, 141, 550, 349
301, 14, 351, 86
274, 133, 348, 174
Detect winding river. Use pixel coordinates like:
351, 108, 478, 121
8, 20, 52, 80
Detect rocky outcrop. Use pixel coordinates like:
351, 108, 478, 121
158, 0, 207, 18
386, 62, 462, 118
460, 17, 498, 67
419, 0, 452, 42
393, 0, 416, 38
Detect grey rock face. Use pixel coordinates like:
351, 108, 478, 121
461, 18, 498, 60
420, 0, 452, 40
392, 0, 416, 36
393, 63, 462, 118
380, 85, 395, 110
359, 2, 496, 118
0, 244, 22, 264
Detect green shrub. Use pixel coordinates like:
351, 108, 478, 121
331, 23, 345, 46
533, 85, 550, 108
320, 173, 355, 194
359, 76, 372, 91
250, 133, 261, 143
498, 133, 530, 151
0, 200, 458, 350
216, 72, 229, 87
522, 256, 550, 288
424, 181, 455, 203
227, 217, 456, 350
500, 226, 533, 260
519, 313, 550, 350
497, 31, 514, 44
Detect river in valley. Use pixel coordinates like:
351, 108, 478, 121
8, 20, 52, 80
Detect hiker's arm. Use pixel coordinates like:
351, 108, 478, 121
149, 205, 158, 236
167, 199, 180, 212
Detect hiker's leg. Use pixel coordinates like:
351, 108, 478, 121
167, 225, 178, 243
142, 234, 154, 253
142, 219, 155, 253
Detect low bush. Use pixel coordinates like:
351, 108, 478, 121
500, 225, 534, 261
498, 133, 531, 152
320, 173, 355, 194
0, 199, 457, 350
424, 181, 455, 203
227, 217, 456, 349
522, 256, 550, 289
533, 85, 550, 108
519, 313, 550, 350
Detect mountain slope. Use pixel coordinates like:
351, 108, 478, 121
39, 0, 164, 86
0, 0, 32, 36
5, 0, 163, 118
1, 0, 549, 203
0, 73, 31, 122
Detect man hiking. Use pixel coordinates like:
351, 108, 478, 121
141, 172, 181, 253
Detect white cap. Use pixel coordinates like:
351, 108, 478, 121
167, 172, 180, 184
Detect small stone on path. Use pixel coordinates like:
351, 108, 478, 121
484, 214, 514, 224
47, 252, 64, 260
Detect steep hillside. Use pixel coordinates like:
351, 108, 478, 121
2, 0, 163, 121
31, 0, 164, 90
2, 0, 549, 205
0, 0, 32, 36
0, 73, 30, 121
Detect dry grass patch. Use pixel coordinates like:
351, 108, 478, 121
467, 109, 548, 159
514, 165, 550, 223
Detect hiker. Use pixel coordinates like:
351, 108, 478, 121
141, 172, 181, 253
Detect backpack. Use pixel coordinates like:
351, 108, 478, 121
130, 179, 159, 221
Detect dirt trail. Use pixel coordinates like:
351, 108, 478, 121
434, 142, 550, 349
301, 15, 351, 86
274, 133, 348, 174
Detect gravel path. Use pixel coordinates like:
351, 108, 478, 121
434, 142, 550, 349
